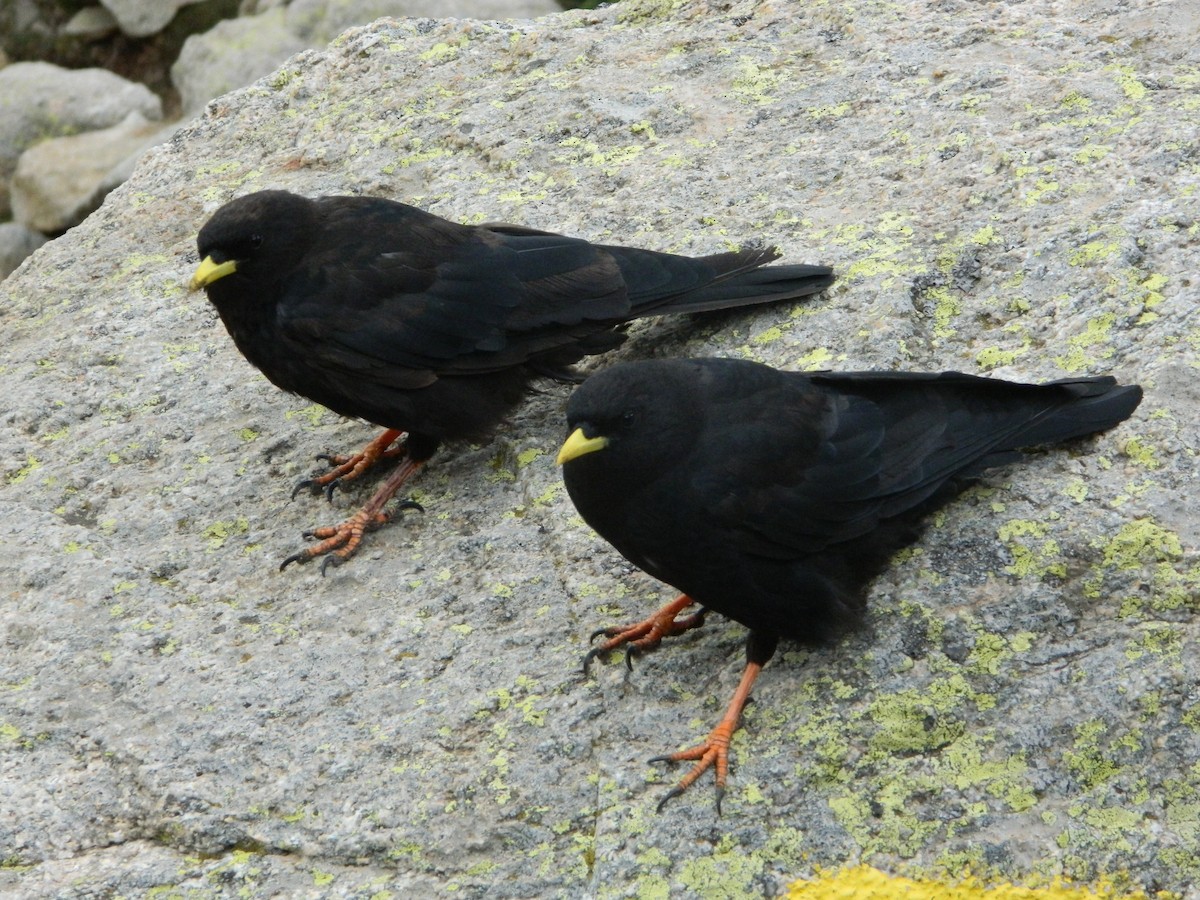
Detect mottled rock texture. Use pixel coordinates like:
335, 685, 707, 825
1, 1, 1196, 897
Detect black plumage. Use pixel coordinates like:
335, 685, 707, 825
188, 190, 834, 569
557, 357, 1143, 811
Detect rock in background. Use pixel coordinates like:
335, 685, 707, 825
0, 61, 163, 219
1, 0, 1197, 897
0, 0, 560, 274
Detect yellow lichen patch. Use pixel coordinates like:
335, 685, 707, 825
966, 629, 1035, 677
808, 101, 852, 120
1054, 313, 1116, 373
1083, 518, 1195, 617
1098, 519, 1183, 571
971, 224, 1001, 246
997, 519, 1066, 579
516, 448, 543, 468
928, 285, 961, 338
284, 404, 328, 427
1068, 241, 1119, 267
1062, 718, 1128, 792
6, 455, 40, 484
1023, 177, 1061, 207
795, 347, 834, 371
976, 344, 1030, 371
1106, 64, 1148, 101
787, 866, 1155, 899
203, 517, 249, 551
828, 213, 922, 288
1063, 479, 1089, 503
419, 39, 466, 63
1073, 144, 1112, 165
729, 56, 788, 105
1120, 436, 1159, 469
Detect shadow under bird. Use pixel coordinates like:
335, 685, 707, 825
188, 190, 834, 571
557, 356, 1143, 812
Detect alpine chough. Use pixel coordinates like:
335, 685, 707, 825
188, 190, 834, 571
557, 357, 1143, 811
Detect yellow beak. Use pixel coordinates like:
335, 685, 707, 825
189, 255, 238, 290
557, 427, 609, 465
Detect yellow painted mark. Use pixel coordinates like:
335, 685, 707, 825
787, 866, 1154, 898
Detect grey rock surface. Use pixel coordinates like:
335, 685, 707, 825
1, 0, 1197, 897
10, 112, 172, 233
99, 0, 206, 38
172, 7, 311, 117
0, 221, 48, 279
0, 62, 163, 218
61, 5, 120, 40
173, 0, 563, 117
287, 0, 561, 42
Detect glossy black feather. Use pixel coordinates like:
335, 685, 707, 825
561, 358, 1142, 644
194, 190, 834, 456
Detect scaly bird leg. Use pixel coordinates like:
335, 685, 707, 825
583, 594, 707, 673
280, 457, 424, 574
652, 631, 778, 814
291, 428, 407, 501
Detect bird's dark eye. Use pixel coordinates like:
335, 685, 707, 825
249, 234, 263, 249
621, 410, 636, 426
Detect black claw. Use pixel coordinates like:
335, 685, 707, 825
394, 498, 424, 514
314, 453, 337, 464
624, 647, 637, 672
647, 754, 672, 765
589, 627, 615, 643
582, 645, 606, 675
320, 555, 342, 577
323, 480, 340, 502
714, 786, 725, 817
655, 786, 684, 814
291, 479, 318, 500
279, 552, 307, 571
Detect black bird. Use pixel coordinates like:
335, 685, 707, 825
557, 357, 1142, 812
188, 190, 834, 570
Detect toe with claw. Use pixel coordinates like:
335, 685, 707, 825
582, 594, 706, 674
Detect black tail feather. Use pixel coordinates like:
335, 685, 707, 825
609, 243, 834, 317
1013, 381, 1143, 447
657, 262, 836, 314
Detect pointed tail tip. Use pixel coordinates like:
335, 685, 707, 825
1032, 380, 1144, 446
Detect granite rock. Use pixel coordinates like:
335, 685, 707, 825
0, 62, 163, 218
1, 1, 1196, 896
99, 0, 207, 38
171, 6, 310, 118
0, 222, 48, 280
286, 0, 562, 43
10, 112, 174, 233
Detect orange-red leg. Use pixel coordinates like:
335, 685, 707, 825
280, 457, 424, 574
583, 594, 707, 673
291, 428, 407, 501
652, 659, 761, 814
652, 631, 778, 814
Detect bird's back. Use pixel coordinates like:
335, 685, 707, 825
561, 358, 1142, 644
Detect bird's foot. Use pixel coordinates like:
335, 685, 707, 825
280, 456, 426, 573
650, 720, 735, 815
650, 655, 764, 815
582, 594, 704, 674
291, 428, 407, 501
279, 499, 423, 574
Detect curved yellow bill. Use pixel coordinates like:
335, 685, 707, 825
556, 428, 609, 465
189, 256, 238, 290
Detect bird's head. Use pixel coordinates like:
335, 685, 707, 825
190, 190, 316, 293
557, 360, 705, 487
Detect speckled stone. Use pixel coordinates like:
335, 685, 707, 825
0, 0, 1196, 897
